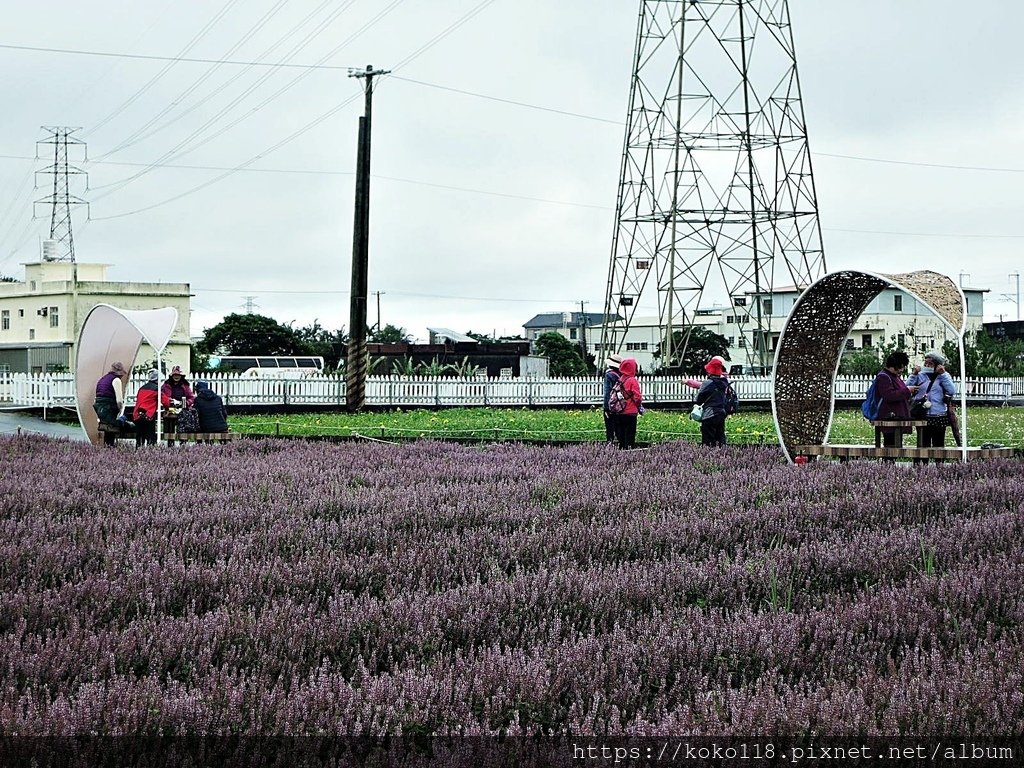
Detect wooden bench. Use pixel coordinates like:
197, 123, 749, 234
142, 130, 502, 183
164, 432, 238, 445
97, 425, 137, 444
869, 419, 928, 448
98, 426, 237, 445
794, 444, 1014, 462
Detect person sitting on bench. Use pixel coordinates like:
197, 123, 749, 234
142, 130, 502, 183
93, 361, 128, 446
133, 369, 171, 447
193, 379, 228, 433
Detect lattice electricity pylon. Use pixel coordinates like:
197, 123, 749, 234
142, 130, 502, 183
34, 127, 89, 262
601, 0, 826, 369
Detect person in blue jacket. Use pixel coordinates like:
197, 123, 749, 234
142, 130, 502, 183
907, 350, 957, 449
193, 380, 229, 432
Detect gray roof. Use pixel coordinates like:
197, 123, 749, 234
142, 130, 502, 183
426, 327, 478, 343
523, 312, 619, 329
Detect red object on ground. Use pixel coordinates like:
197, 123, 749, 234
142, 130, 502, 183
794, 455, 808, 465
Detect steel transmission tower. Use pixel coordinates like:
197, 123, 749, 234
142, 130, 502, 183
601, 0, 826, 369
34, 127, 89, 262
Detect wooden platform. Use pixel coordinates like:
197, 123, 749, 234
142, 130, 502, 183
794, 444, 1014, 462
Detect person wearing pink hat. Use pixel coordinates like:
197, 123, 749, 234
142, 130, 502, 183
692, 356, 731, 447
161, 364, 195, 407
613, 358, 644, 449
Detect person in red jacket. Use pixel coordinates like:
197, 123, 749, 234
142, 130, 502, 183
133, 369, 172, 447
614, 357, 644, 449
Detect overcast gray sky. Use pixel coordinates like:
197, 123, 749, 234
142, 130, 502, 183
1, 1, 1022, 341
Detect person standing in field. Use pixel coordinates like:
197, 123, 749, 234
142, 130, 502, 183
874, 351, 918, 448
602, 354, 623, 443
691, 356, 731, 447
614, 358, 643, 449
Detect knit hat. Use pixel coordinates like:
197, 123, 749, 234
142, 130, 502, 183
923, 350, 946, 366
147, 369, 160, 382
195, 380, 210, 391
704, 357, 727, 376
605, 354, 623, 369
110, 361, 127, 376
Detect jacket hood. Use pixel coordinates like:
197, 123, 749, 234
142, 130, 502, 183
619, 358, 638, 376
197, 388, 218, 401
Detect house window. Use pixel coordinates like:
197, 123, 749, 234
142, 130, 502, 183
897, 333, 906, 348
726, 315, 735, 324
862, 334, 872, 348
727, 336, 735, 346
893, 294, 903, 312
640, 342, 649, 351
762, 299, 773, 316
845, 338, 855, 350
569, 328, 577, 340
18, 309, 24, 317
737, 336, 747, 348
49, 307, 59, 328
1, 310, 8, 331
28, 329, 35, 340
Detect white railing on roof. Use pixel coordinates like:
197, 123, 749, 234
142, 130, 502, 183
0, 372, 1015, 409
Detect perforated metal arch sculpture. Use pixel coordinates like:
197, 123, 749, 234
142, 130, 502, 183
772, 270, 968, 463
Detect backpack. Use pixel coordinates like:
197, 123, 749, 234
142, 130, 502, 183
723, 381, 739, 416
607, 379, 628, 414
861, 374, 883, 420
176, 406, 201, 433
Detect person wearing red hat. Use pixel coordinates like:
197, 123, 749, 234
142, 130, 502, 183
614, 358, 644, 449
693, 356, 730, 447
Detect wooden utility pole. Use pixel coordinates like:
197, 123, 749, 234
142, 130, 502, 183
346, 65, 389, 412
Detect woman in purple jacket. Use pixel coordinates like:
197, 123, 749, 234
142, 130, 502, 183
874, 351, 920, 447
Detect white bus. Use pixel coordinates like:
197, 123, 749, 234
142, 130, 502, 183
206, 355, 325, 378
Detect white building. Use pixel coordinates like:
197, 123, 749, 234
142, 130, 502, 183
0, 261, 192, 373
584, 285, 987, 372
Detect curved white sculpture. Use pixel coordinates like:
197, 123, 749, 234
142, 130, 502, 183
75, 304, 179, 445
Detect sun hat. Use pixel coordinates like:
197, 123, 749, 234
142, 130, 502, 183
110, 361, 127, 376
170, 365, 184, 375
605, 354, 623, 369
704, 357, 727, 376
147, 369, 160, 382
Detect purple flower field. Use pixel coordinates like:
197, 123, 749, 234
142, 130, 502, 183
1, 435, 1022, 739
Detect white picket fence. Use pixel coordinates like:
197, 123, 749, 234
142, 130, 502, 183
0, 372, 1017, 410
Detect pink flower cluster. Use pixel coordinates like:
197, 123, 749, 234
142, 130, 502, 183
1, 435, 1022, 738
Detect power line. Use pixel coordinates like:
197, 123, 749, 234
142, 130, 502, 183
0, 41, 350, 70
389, 75, 623, 125
814, 151, 1024, 174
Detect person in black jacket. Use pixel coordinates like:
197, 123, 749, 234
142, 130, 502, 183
193, 380, 229, 432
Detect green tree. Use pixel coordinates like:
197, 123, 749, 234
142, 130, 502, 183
839, 348, 881, 375
0, 274, 15, 283
370, 324, 412, 343
294, 320, 347, 371
943, 331, 1024, 377
196, 313, 304, 356
534, 332, 589, 376
656, 326, 730, 375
